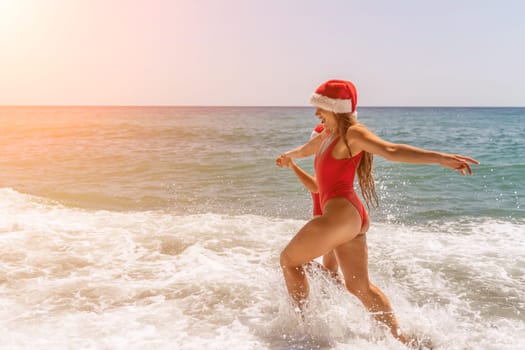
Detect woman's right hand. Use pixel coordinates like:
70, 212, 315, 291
276, 154, 294, 168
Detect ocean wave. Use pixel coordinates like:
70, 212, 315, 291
1, 187, 524, 349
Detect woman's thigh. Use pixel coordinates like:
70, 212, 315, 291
282, 198, 362, 267
334, 234, 370, 288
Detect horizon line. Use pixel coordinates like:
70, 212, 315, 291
1, 105, 524, 108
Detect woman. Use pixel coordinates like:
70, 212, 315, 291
275, 79, 479, 344
285, 123, 340, 279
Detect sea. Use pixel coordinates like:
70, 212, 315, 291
0, 106, 524, 350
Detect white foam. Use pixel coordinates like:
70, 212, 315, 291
1, 188, 524, 349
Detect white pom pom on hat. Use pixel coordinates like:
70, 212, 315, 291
309, 79, 358, 114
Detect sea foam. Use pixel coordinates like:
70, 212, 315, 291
1, 188, 524, 349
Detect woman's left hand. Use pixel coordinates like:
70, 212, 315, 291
440, 154, 480, 176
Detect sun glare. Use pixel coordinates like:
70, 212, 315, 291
0, 0, 26, 29
0, 0, 17, 16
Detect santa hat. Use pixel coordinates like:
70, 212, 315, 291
310, 123, 324, 140
309, 79, 357, 114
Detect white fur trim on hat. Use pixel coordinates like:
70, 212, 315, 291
310, 93, 353, 114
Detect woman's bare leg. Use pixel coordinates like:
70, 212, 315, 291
280, 198, 362, 308
323, 250, 339, 274
334, 234, 409, 344
313, 213, 340, 276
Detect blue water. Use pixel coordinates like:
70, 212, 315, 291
358, 107, 525, 223
1, 106, 522, 222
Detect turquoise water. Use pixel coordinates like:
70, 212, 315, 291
360, 107, 525, 223
2, 106, 522, 222
0, 106, 524, 349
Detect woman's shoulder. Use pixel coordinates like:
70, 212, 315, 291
346, 124, 369, 138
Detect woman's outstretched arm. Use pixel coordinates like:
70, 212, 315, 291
348, 125, 480, 176
276, 155, 319, 193
280, 131, 324, 159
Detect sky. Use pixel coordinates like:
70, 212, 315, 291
0, 0, 524, 106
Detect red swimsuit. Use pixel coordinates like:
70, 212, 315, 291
311, 192, 322, 216
314, 135, 368, 229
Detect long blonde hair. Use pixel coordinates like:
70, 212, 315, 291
335, 112, 379, 208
